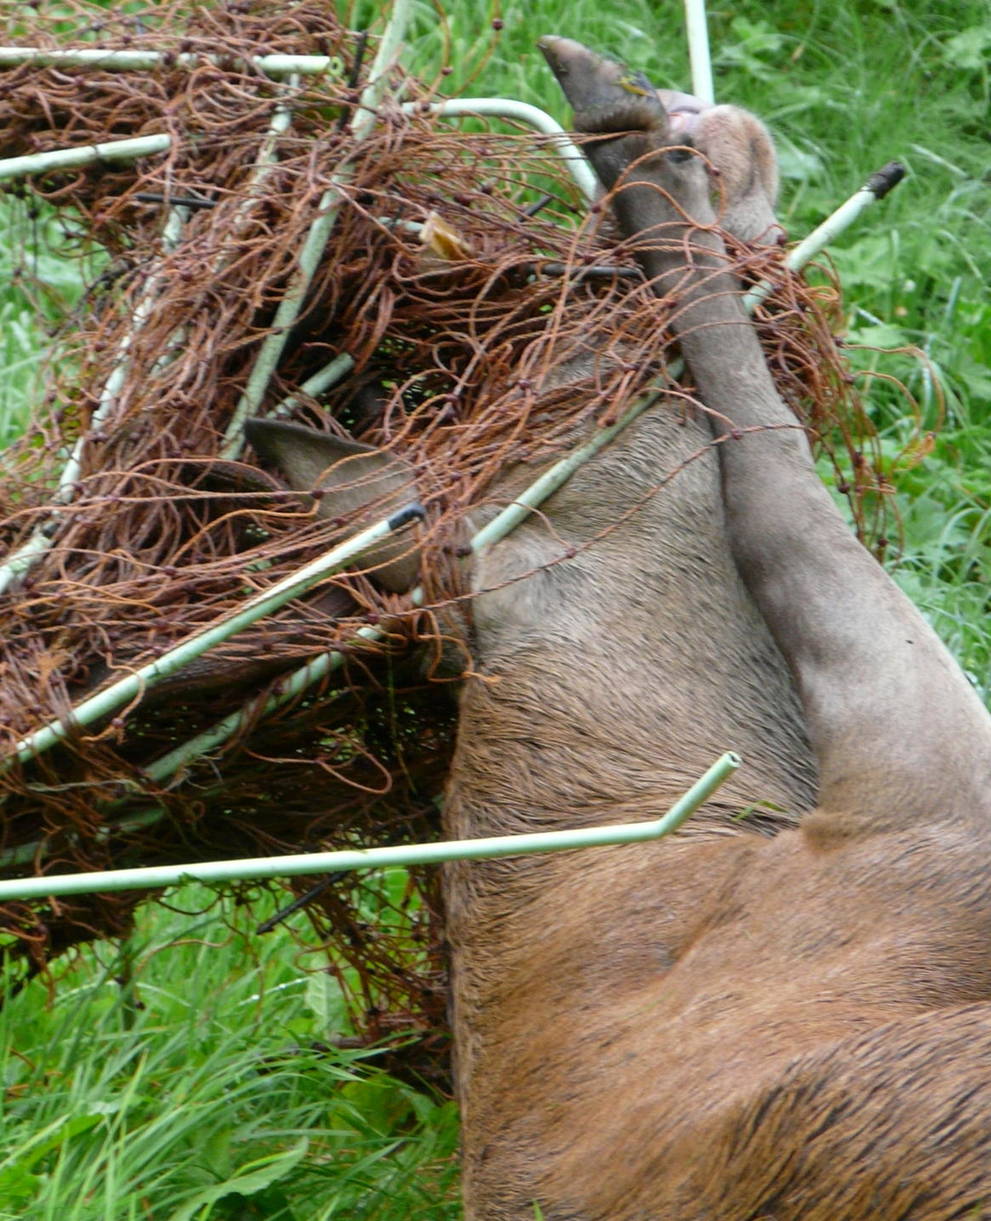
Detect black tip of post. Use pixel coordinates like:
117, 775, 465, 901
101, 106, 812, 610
388, 502, 426, 531
865, 161, 906, 200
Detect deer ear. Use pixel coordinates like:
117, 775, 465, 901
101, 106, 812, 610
695, 105, 782, 246
244, 418, 422, 593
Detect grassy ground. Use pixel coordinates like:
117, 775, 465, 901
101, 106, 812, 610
0, 889, 460, 1220
1, 1, 989, 1217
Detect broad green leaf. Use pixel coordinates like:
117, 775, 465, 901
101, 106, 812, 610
942, 26, 991, 71
304, 970, 347, 1032
166, 1140, 309, 1221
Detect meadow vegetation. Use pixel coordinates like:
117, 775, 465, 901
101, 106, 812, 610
0, 0, 988, 1215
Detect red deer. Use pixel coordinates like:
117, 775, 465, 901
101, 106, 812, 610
246, 38, 991, 1221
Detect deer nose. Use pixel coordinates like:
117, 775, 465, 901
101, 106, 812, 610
657, 88, 711, 139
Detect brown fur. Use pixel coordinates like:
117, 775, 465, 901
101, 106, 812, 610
658, 87, 782, 245
247, 39, 991, 1220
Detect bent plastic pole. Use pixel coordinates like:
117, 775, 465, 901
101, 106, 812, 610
0, 752, 739, 899
0, 48, 339, 76
409, 98, 599, 203
0, 133, 171, 181
0, 504, 424, 773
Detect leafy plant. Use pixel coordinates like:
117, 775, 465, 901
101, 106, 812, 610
0, 888, 460, 1220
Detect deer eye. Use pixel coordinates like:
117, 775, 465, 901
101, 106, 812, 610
665, 145, 694, 164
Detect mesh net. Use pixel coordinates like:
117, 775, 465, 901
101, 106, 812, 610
0, 0, 913, 1082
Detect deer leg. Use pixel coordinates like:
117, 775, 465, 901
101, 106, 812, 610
540, 37, 991, 828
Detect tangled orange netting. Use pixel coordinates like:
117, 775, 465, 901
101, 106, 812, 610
0, 0, 896, 1081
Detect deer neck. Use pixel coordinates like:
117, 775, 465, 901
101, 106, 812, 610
438, 405, 816, 1114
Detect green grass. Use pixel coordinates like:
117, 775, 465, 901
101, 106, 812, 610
0, 888, 460, 1220
1, 0, 989, 1216
0, 204, 102, 447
